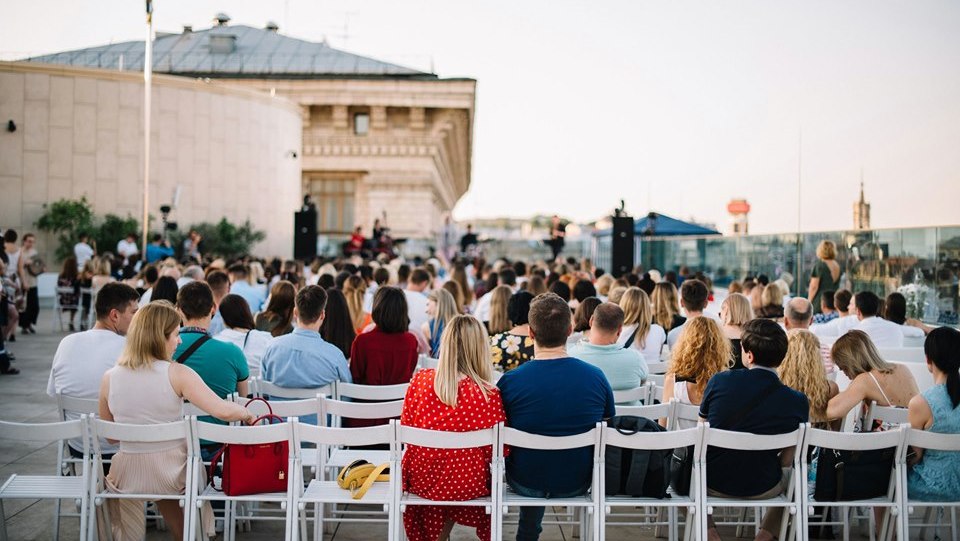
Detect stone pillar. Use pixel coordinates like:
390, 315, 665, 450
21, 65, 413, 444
301, 105, 311, 128
371, 106, 387, 132
410, 107, 425, 131
332, 105, 349, 131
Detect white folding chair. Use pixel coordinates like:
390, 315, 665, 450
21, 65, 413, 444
900, 428, 960, 541
612, 386, 648, 405
800, 424, 907, 541
671, 401, 702, 430
396, 424, 499, 541
700, 423, 806, 541
864, 401, 909, 430
53, 285, 79, 332
417, 355, 439, 371
496, 422, 605, 541
878, 348, 926, 363
319, 396, 403, 472
294, 420, 397, 541
334, 382, 409, 402
647, 361, 670, 375
255, 379, 334, 400
54, 394, 102, 537
89, 418, 193, 541
0, 417, 92, 541
601, 423, 704, 541
188, 416, 297, 541
647, 373, 666, 387
614, 401, 674, 424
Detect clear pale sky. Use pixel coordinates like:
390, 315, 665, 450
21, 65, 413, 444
3, 1, 958, 234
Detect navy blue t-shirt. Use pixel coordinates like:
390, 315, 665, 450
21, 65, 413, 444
699, 367, 808, 497
497, 357, 616, 494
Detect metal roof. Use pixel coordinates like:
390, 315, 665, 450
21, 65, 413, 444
595, 213, 721, 237
23, 23, 435, 79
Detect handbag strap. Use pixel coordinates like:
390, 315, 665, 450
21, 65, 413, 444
244, 397, 274, 419
208, 445, 227, 481
622, 326, 641, 350
175, 334, 211, 364
716, 378, 781, 429
242, 330, 252, 349
351, 463, 390, 500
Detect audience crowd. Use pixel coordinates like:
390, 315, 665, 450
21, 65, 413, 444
2, 227, 957, 541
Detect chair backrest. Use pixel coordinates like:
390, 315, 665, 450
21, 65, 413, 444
296, 420, 396, 449
319, 396, 404, 425
905, 427, 960, 452
649, 384, 664, 403
701, 423, 805, 463
57, 393, 99, 419
91, 418, 190, 455
603, 423, 702, 452
241, 396, 322, 419
803, 423, 905, 452
613, 386, 648, 404
335, 381, 409, 401
614, 401, 674, 422
256, 378, 334, 399
863, 401, 909, 429
0, 417, 88, 446
647, 361, 670, 375
418, 354, 439, 370
879, 348, 926, 363
398, 424, 497, 450
671, 401, 702, 428
500, 423, 603, 462
181, 392, 239, 417
646, 373, 666, 386
890, 360, 935, 393
190, 415, 294, 448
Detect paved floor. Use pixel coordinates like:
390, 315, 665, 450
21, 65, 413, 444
1, 310, 872, 540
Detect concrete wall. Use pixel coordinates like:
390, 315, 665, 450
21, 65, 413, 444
0, 62, 302, 260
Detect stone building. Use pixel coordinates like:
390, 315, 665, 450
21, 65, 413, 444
22, 15, 476, 254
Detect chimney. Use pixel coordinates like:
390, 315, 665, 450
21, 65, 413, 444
265, 21, 280, 32
182, 25, 193, 33
213, 12, 231, 26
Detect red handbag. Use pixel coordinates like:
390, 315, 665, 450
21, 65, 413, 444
208, 398, 289, 496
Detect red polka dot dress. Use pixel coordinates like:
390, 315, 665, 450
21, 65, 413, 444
400, 369, 506, 541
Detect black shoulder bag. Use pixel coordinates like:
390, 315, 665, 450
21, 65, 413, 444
813, 442, 895, 501
622, 326, 641, 350
605, 416, 671, 498
670, 379, 781, 496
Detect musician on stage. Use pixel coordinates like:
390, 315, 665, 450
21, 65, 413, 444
549, 215, 566, 261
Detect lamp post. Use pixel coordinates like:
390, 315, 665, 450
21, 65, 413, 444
141, 0, 153, 261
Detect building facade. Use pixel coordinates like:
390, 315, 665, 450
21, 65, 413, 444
853, 182, 871, 230
24, 16, 475, 254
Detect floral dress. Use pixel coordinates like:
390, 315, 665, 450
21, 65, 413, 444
400, 369, 506, 541
490, 332, 535, 372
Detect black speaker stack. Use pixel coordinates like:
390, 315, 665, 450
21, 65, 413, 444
611, 216, 635, 278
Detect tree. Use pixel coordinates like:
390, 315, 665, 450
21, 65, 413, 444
34, 197, 96, 261
94, 214, 140, 256
171, 218, 266, 261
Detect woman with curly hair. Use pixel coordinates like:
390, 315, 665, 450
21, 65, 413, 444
661, 316, 731, 427
778, 329, 838, 425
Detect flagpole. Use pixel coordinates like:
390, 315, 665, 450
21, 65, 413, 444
141, 0, 153, 261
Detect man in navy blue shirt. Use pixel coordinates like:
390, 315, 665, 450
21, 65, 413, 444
699, 319, 808, 541
498, 293, 615, 541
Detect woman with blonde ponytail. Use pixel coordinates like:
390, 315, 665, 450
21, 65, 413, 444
400, 315, 506, 541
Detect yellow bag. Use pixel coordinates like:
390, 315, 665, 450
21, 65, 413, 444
336, 459, 390, 499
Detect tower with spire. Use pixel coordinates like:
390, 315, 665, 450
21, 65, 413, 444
853, 172, 871, 230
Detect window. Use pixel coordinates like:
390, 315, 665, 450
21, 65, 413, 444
354, 113, 369, 136
309, 178, 356, 234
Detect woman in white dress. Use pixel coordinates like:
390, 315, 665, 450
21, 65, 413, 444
214, 294, 273, 378
617, 287, 666, 362
98, 301, 256, 540
660, 317, 731, 427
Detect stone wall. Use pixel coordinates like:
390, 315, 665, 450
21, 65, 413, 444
0, 62, 302, 261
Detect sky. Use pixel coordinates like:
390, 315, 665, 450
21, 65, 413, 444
3, 0, 959, 234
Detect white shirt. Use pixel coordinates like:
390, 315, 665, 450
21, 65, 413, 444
116, 239, 138, 263
138, 287, 153, 307
854, 317, 905, 348
617, 323, 667, 362
666, 322, 686, 349
363, 283, 379, 313
473, 285, 518, 322
404, 288, 430, 340
74, 242, 94, 271
214, 328, 272, 378
46, 329, 125, 453
811, 314, 859, 338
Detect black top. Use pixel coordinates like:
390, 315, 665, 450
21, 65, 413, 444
460, 233, 478, 252
654, 314, 687, 333
699, 368, 808, 497
756, 305, 784, 320
729, 338, 744, 369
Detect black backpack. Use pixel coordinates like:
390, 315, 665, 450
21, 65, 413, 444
604, 416, 671, 498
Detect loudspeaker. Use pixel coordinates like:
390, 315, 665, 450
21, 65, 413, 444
611, 216, 635, 278
294, 210, 317, 260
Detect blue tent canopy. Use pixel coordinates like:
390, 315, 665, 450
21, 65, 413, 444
596, 213, 720, 237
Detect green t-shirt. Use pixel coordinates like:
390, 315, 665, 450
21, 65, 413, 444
174, 330, 249, 426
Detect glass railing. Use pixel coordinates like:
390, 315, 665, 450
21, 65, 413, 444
590, 226, 960, 327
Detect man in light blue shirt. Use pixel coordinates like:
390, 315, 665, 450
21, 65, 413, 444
228, 263, 267, 313
569, 303, 648, 403
261, 285, 351, 390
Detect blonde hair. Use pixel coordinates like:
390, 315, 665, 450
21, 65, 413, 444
652, 282, 681, 330
816, 240, 837, 261
428, 288, 460, 333
595, 274, 614, 296
435, 315, 495, 407
779, 330, 831, 422
669, 317, 731, 396
721, 293, 754, 327
117, 301, 181, 370
619, 287, 652, 348
343, 275, 367, 329
607, 286, 628, 305
487, 285, 513, 335
95, 256, 112, 277
831, 330, 894, 377
760, 283, 783, 308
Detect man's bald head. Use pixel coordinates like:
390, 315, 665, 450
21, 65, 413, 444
785, 297, 812, 329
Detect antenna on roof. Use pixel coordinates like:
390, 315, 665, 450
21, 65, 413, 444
214, 12, 230, 26
265, 21, 280, 32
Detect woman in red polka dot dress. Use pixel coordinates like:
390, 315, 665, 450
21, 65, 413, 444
400, 315, 506, 541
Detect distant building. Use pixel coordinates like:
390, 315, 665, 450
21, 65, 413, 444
18, 14, 475, 254
727, 198, 750, 235
853, 182, 871, 230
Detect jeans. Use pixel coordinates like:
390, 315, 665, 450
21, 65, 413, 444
506, 471, 590, 541
20, 286, 38, 328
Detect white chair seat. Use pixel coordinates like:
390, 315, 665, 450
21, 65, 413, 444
705, 493, 792, 507
0, 474, 87, 498
198, 485, 290, 503
400, 493, 493, 508
503, 486, 595, 507
301, 480, 392, 505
